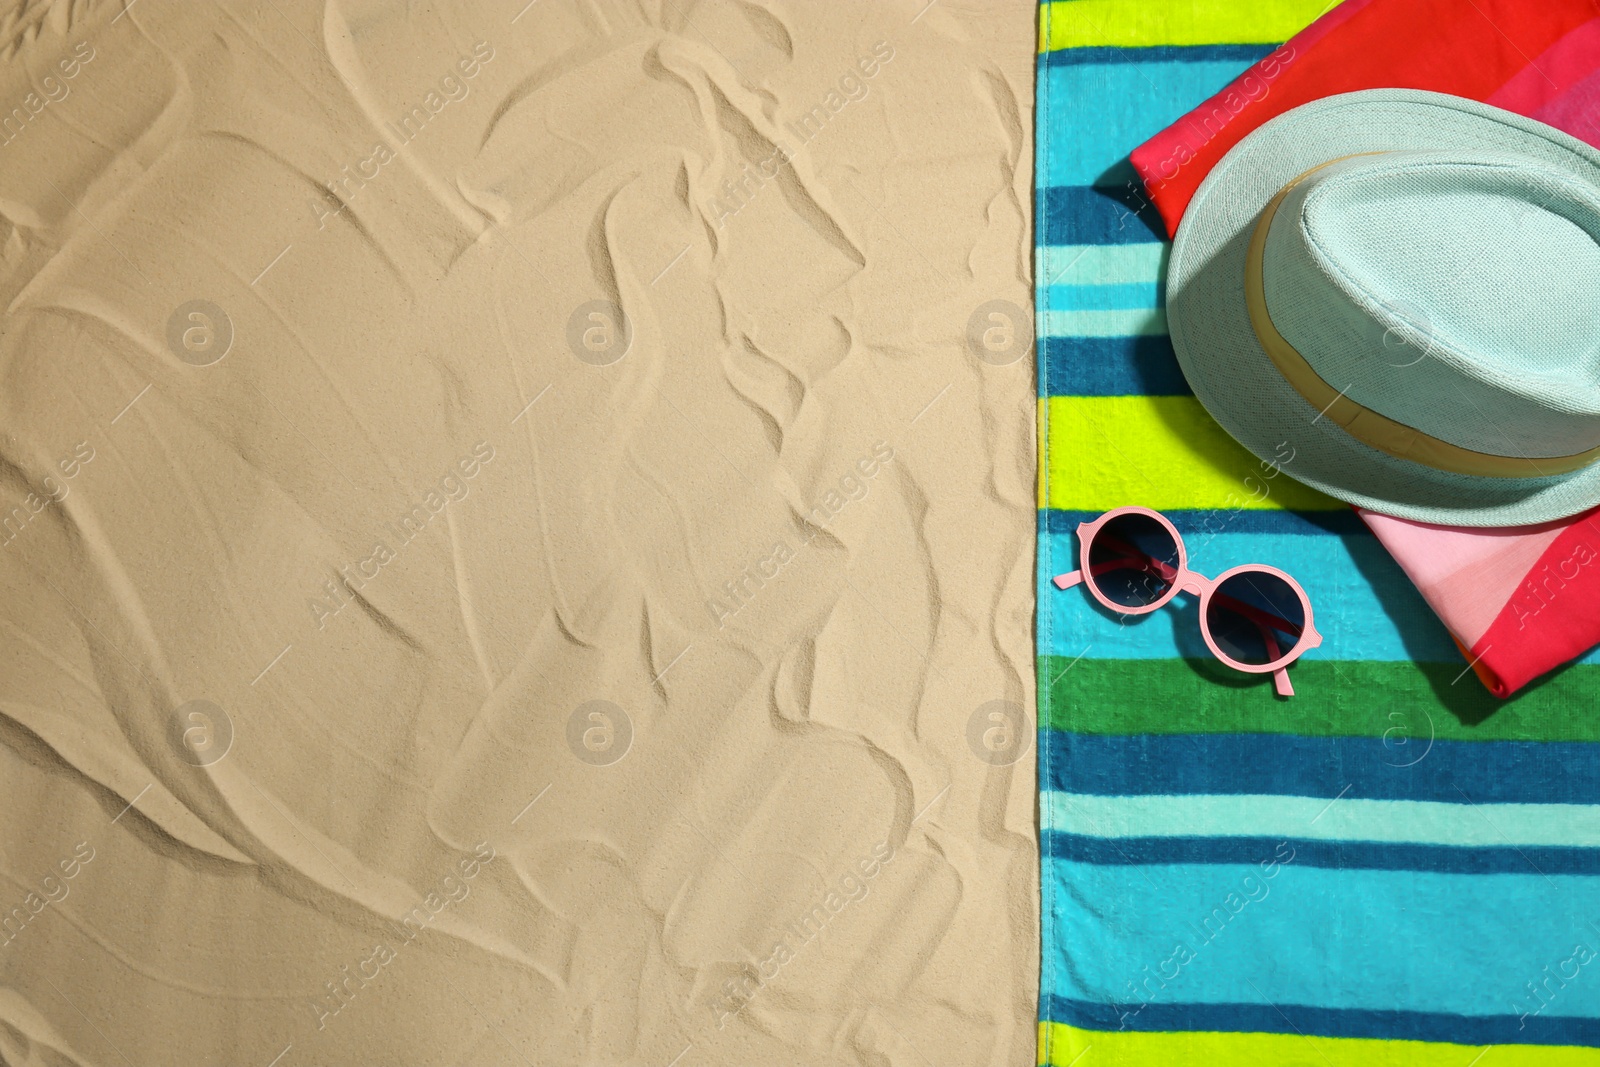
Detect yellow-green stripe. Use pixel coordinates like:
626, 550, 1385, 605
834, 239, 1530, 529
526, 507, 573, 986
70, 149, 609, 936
1038, 395, 1342, 511
1038, 0, 1336, 52
1039, 1022, 1600, 1066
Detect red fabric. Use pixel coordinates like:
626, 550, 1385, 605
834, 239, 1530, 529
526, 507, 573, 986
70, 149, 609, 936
1130, 0, 1600, 239
1468, 510, 1600, 695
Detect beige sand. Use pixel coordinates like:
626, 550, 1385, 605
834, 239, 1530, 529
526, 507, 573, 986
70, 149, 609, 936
0, 0, 1036, 1062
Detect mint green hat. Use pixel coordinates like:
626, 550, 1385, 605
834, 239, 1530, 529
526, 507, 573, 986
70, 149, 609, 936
1168, 89, 1600, 527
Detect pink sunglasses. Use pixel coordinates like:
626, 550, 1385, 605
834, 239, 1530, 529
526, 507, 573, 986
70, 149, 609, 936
1053, 506, 1322, 696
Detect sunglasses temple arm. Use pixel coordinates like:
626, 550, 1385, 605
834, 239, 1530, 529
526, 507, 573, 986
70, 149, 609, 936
1052, 569, 1083, 591
1215, 591, 1303, 637
1262, 629, 1295, 698
1094, 537, 1181, 583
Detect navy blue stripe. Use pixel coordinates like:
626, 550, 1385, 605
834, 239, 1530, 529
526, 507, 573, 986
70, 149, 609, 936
1044, 831, 1600, 876
1041, 732, 1600, 805
1042, 995, 1600, 1047
1038, 508, 1369, 538
1040, 44, 1274, 68
1038, 185, 1167, 245
1042, 335, 1190, 396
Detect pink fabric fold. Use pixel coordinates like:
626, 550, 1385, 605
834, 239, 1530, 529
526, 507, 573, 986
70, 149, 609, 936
1359, 508, 1600, 695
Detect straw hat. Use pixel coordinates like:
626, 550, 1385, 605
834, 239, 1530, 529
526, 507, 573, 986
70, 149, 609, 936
1168, 89, 1600, 526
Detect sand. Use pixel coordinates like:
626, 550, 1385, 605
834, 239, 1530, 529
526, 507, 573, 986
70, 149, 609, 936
0, 1, 1036, 1063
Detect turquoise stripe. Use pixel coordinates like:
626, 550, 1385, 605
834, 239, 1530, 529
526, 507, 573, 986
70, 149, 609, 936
1039, 527, 1600, 664
1041, 307, 1167, 338
1045, 791, 1600, 849
1038, 243, 1168, 286
1044, 858, 1600, 1019
1041, 281, 1164, 312
1038, 527, 1457, 661
1039, 57, 1270, 187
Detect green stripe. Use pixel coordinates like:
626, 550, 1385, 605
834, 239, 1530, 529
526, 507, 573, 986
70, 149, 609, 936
1039, 656, 1600, 741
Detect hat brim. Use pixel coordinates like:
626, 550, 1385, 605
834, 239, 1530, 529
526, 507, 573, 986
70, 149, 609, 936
1168, 89, 1600, 526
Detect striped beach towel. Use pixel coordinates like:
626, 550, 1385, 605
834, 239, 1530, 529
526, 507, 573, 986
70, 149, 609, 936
1035, 2, 1600, 1064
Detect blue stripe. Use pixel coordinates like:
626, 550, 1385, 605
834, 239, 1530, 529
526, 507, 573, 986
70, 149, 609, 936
1044, 831, 1600, 875
1042, 731, 1600, 804
1041, 995, 1600, 1047
1039, 507, 1367, 537
1040, 334, 1190, 396
1041, 44, 1275, 68
1039, 526, 1463, 662
1037, 185, 1166, 246
1039, 55, 1272, 186
1043, 859, 1600, 1023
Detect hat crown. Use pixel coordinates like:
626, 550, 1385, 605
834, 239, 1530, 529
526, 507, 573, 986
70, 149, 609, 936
1261, 150, 1600, 459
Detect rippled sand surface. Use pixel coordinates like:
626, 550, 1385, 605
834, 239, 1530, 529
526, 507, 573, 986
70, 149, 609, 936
0, 1, 1035, 1062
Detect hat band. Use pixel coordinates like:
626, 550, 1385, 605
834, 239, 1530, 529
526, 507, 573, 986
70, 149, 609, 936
1244, 158, 1600, 480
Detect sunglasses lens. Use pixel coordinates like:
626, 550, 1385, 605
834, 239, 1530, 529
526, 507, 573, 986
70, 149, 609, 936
1086, 513, 1180, 607
1205, 570, 1307, 666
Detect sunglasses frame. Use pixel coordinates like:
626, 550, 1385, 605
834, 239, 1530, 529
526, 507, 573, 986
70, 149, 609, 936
1052, 506, 1323, 696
